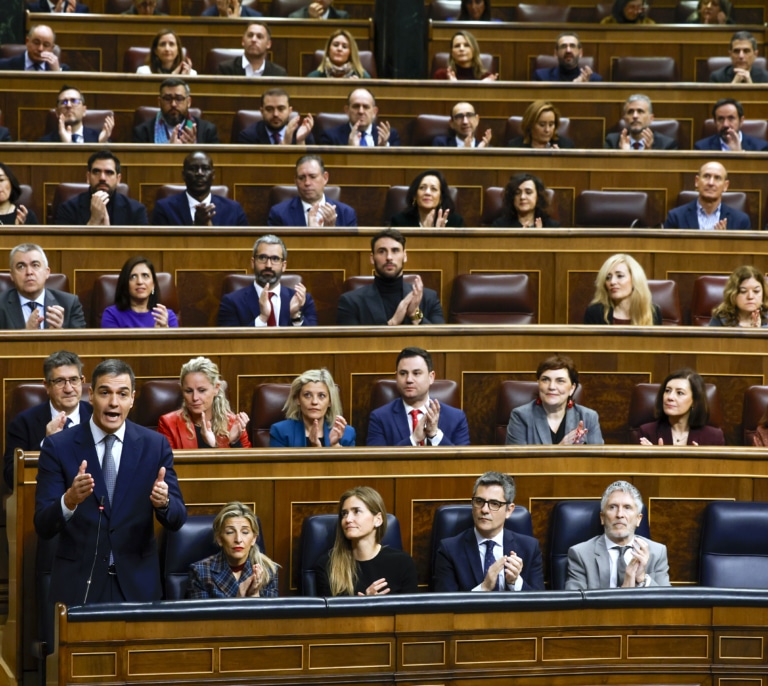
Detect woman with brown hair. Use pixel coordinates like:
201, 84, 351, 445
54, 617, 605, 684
506, 101, 574, 149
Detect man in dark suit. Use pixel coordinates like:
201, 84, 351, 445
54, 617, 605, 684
239, 88, 315, 144
217, 234, 318, 327
4, 351, 92, 491
202, 0, 261, 16
336, 228, 444, 325
604, 94, 678, 150
289, 0, 348, 18
122, 0, 167, 14
664, 161, 751, 230
433, 101, 491, 148
268, 154, 357, 227
434, 472, 544, 592
26, 0, 89, 13
39, 85, 113, 143
0, 243, 86, 330
34, 358, 187, 606
566, 481, 669, 589
132, 78, 219, 144
0, 25, 69, 72
217, 23, 287, 77
710, 31, 768, 84
0, 127, 10, 142
694, 98, 768, 152
533, 32, 602, 83
55, 151, 148, 225
367, 347, 468, 446
319, 88, 400, 147
153, 151, 248, 226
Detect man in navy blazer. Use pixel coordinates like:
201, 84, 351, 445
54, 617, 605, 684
0, 25, 69, 72
217, 234, 318, 327
664, 161, 751, 230
319, 88, 400, 147
4, 351, 91, 490
367, 347, 468, 446
434, 472, 544, 592
153, 151, 248, 226
27, 0, 89, 12
0, 127, 10, 142
239, 88, 315, 144
39, 85, 114, 143
268, 154, 357, 227
433, 101, 491, 148
34, 359, 186, 606
202, 0, 261, 16
532, 32, 602, 83
289, 0, 349, 18
694, 98, 768, 152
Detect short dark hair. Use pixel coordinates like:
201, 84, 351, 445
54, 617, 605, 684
473, 471, 516, 503
295, 154, 324, 172
730, 30, 755, 51
655, 368, 709, 429
44, 351, 83, 382
114, 256, 160, 311
396, 346, 433, 372
0, 163, 23, 204
183, 150, 212, 169
159, 76, 189, 95
556, 31, 581, 49
87, 150, 121, 174
92, 359, 135, 391
261, 87, 290, 106
371, 228, 405, 253
537, 354, 579, 388
713, 97, 743, 119
57, 84, 84, 102
246, 21, 271, 38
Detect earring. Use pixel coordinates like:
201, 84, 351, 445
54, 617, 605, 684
567, 399, 574, 409
151, 289, 155, 295
535, 397, 542, 405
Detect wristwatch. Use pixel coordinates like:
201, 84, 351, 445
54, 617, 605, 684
412, 308, 424, 321
291, 313, 304, 323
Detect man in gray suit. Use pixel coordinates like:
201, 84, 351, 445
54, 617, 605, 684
566, 481, 670, 589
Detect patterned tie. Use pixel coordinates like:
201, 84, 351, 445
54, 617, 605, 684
271, 131, 281, 144
266, 292, 276, 327
615, 545, 629, 587
102, 434, 117, 505
410, 409, 424, 446
483, 540, 500, 591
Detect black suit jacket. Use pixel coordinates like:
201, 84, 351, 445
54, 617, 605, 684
0, 288, 86, 330
39, 126, 101, 143
0, 127, 10, 142
336, 281, 444, 325
217, 57, 287, 77
4, 400, 92, 490
710, 64, 768, 84
604, 131, 678, 150
132, 116, 219, 144
55, 191, 148, 226
27, 0, 89, 11
238, 119, 316, 144
694, 133, 768, 152
0, 52, 70, 71
320, 122, 401, 146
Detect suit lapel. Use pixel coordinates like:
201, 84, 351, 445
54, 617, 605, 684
595, 536, 611, 588
461, 529, 484, 586
532, 404, 551, 444
6, 290, 25, 329
390, 400, 411, 443
290, 197, 306, 226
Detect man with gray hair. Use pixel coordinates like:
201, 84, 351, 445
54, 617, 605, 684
604, 95, 678, 150
216, 234, 317, 326
566, 480, 670, 589
0, 243, 85, 330
710, 31, 768, 84
433, 471, 544, 592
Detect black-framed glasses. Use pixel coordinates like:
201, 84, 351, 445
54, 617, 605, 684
255, 254, 284, 265
471, 497, 508, 511
160, 94, 187, 104
57, 98, 83, 107
48, 376, 83, 388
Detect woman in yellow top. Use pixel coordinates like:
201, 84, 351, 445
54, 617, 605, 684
601, 0, 655, 24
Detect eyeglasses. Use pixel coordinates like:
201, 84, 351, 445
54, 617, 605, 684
255, 254, 284, 265
48, 376, 83, 388
471, 497, 508, 511
57, 98, 83, 107
160, 94, 188, 104
453, 112, 477, 121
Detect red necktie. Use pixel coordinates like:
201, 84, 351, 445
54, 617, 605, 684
267, 292, 276, 327
410, 409, 424, 446
272, 131, 281, 144
632, 141, 641, 150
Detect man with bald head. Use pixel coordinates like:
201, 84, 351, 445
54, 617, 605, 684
319, 88, 400, 147
664, 161, 751, 230
433, 102, 491, 148
0, 25, 69, 71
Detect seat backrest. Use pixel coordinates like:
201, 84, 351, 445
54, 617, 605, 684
268, 185, 341, 208
205, 48, 242, 75
701, 118, 768, 141
481, 186, 556, 226
516, 3, 571, 21
699, 501, 768, 588
429, 504, 533, 590
155, 184, 228, 203
429, 0, 461, 19
648, 279, 682, 326
221, 273, 302, 297
299, 513, 402, 596
690, 275, 729, 326
505, 116, 570, 144
612, 56, 677, 82
449, 273, 537, 324
250, 383, 291, 447
0, 273, 69, 295
413, 114, 452, 146
343, 274, 420, 292
91, 272, 178, 328
431, 52, 495, 77
124, 46, 150, 73
549, 499, 651, 590
51, 183, 129, 224
106, 0, 169, 12
369, 378, 461, 412
45, 109, 114, 137
742, 385, 768, 445
312, 112, 350, 141
270, 0, 307, 15
8, 384, 48, 426
575, 190, 650, 228
130, 379, 182, 430
495, 380, 584, 444
231, 109, 262, 143
613, 117, 682, 148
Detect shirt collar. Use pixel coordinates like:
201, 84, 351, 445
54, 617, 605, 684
18, 290, 46, 307
186, 191, 212, 215
300, 195, 326, 213
474, 528, 505, 548
50, 401, 81, 423
90, 416, 127, 445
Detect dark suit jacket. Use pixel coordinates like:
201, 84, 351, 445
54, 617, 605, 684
238, 119, 315, 144
0, 127, 11, 142
3, 399, 92, 490
39, 126, 101, 143
432, 131, 483, 147
27, 0, 89, 11
267, 195, 357, 227
201, 4, 261, 15
434, 528, 545, 592
506, 400, 604, 445
390, 209, 464, 227
217, 57, 286, 76
34, 420, 187, 606
367, 398, 469, 446
319, 122, 401, 146
132, 116, 219, 144
55, 191, 148, 225
507, 135, 575, 149
694, 132, 768, 151
0, 288, 86, 330
533, 65, 602, 82
152, 192, 248, 226
269, 418, 356, 447
216, 282, 318, 326
604, 131, 678, 150
637, 419, 725, 446
336, 280, 444, 325
664, 199, 751, 230
710, 64, 768, 84
0, 52, 70, 71
289, 5, 349, 18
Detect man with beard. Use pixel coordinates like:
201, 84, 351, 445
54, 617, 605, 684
239, 89, 315, 144
152, 151, 248, 226
319, 88, 400, 147
432, 102, 491, 148
694, 98, 768, 151
217, 234, 317, 327
336, 228, 444, 325
268, 154, 357, 227
132, 78, 219, 144
39, 85, 114, 143
55, 151, 148, 225
604, 94, 677, 150
217, 24, 287, 77
533, 32, 602, 82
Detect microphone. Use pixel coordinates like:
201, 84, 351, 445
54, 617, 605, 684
83, 496, 105, 604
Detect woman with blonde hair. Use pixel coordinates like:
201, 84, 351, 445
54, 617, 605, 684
314, 486, 418, 596
307, 29, 370, 78
507, 100, 574, 149
187, 501, 278, 598
432, 30, 497, 81
158, 356, 251, 449
270, 368, 355, 447
709, 265, 768, 328
584, 253, 662, 325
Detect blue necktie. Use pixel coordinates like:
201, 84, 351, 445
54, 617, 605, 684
64, 418, 73, 429
72, 133, 83, 143
483, 540, 499, 591
359, 131, 368, 146
102, 434, 117, 505
26, 301, 42, 328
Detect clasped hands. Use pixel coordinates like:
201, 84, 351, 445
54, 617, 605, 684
348, 121, 392, 147
560, 420, 588, 445
237, 563, 267, 597
25, 304, 65, 330
411, 399, 440, 444
307, 416, 348, 447
482, 550, 523, 591
258, 283, 307, 323
619, 537, 650, 587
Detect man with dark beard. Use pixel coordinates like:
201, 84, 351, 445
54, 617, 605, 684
55, 151, 148, 225
336, 228, 445, 325
39, 85, 114, 143
132, 78, 219, 144
238, 88, 314, 144
216, 234, 317, 326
